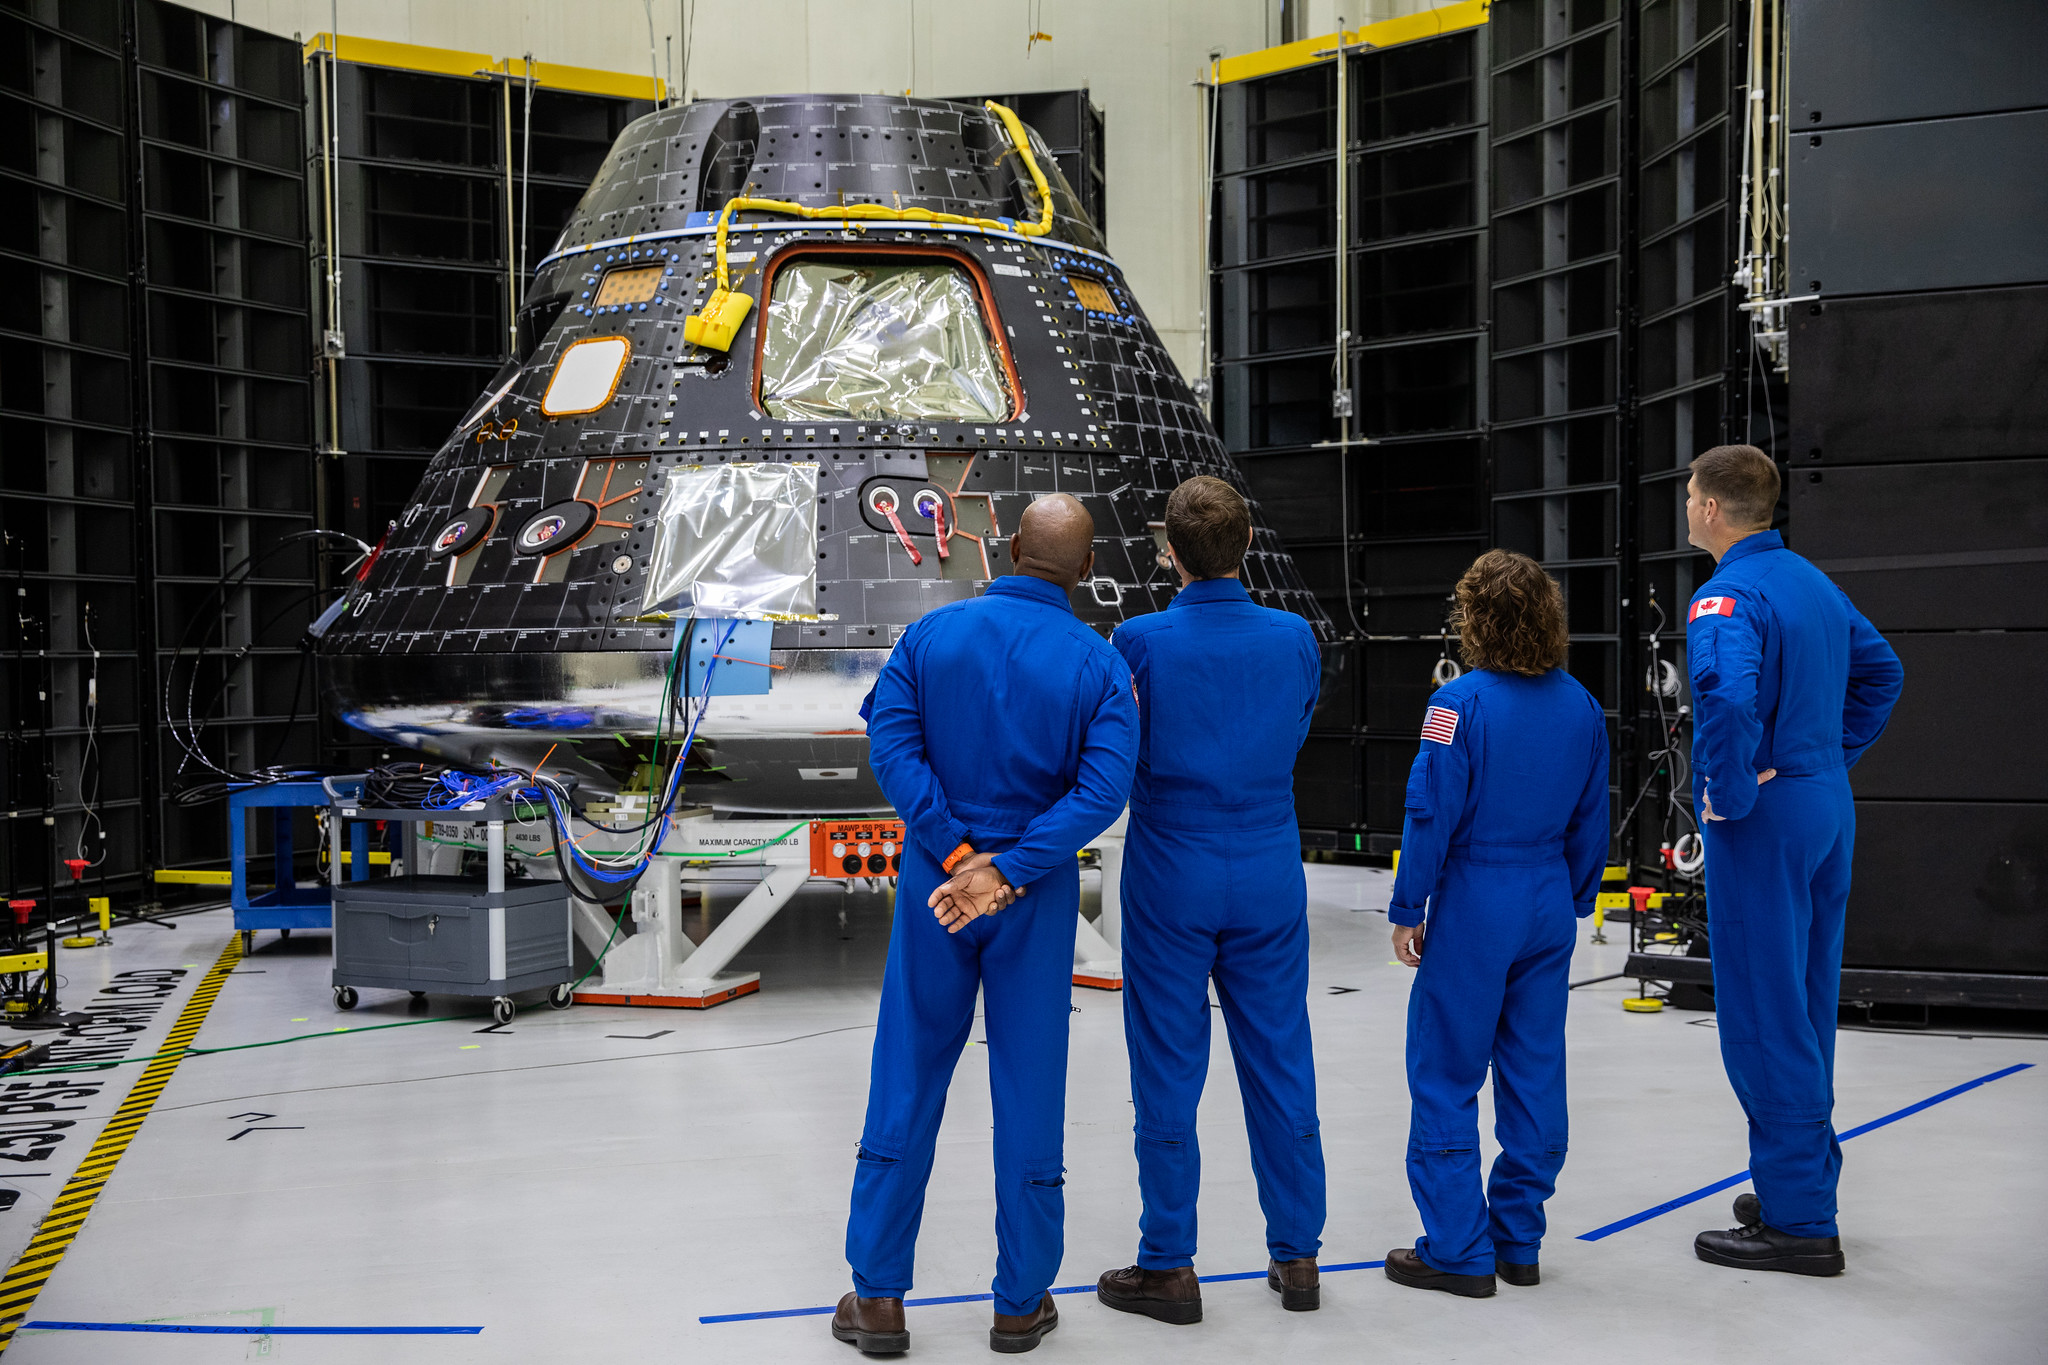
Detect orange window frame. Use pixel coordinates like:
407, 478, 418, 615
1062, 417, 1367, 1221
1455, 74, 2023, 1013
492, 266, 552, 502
751, 243, 1025, 421
541, 335, 633, 417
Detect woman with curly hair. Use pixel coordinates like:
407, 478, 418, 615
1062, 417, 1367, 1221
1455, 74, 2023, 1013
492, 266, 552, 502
1380, 549, 1610, 1299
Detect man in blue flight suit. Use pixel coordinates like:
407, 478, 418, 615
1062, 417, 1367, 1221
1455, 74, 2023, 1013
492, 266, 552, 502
1382, 549, 1610, 1298
1682, 445, 1903, 1276
834, 492, 1138, 1357
1091, 476, 1326, 1325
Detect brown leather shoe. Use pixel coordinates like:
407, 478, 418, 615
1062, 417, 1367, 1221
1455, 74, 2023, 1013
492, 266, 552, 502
989, 1292, 1059, 1354
1268, 1256, 1320, 1310
832, 1291, 908, 1356
1384, 1246, 1496, 1298
1096, 1263, 1202, 1324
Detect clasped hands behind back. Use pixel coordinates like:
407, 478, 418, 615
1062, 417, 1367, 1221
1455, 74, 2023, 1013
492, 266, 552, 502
929, 852, 1026, 933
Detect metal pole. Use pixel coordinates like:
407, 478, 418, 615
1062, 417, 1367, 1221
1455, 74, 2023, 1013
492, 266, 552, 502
520, 55, 534, 304
486, 820, 506, 895
503, 71, 517, 360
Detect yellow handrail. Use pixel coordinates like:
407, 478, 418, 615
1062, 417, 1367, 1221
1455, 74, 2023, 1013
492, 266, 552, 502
682, 101, 1056, 352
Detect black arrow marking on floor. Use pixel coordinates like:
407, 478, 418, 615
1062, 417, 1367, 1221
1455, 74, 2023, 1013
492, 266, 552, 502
227, 1127, 304, 1140
608, 1030, 674, 1041
473, 1022, 515, 1035
225, 1112, 277, 1123
1327, 987, 1359, 995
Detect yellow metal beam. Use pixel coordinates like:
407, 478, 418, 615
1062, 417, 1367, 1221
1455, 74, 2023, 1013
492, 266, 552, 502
302, 33, 665, 102
302, 33, 497, 81
0, 952, 49, 975
1215, 0, 1490, 86
507, 56, 665, 103
154, 869, 232, 886
336, 851, 392, 865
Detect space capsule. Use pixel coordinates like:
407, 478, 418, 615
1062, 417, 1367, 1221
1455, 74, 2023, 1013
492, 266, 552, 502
321, 93, 1332, 814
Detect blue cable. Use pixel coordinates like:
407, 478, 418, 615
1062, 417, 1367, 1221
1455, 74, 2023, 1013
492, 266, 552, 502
548, 619, 738, 885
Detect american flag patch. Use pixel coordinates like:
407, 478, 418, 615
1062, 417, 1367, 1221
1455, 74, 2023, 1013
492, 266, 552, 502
1421, 706, 1459, 745
1689, 594, 1737, 623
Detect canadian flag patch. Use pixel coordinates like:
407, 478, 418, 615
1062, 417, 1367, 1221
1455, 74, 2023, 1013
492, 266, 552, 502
1689, 595, 1737, 623
1421, 706, 1459, 745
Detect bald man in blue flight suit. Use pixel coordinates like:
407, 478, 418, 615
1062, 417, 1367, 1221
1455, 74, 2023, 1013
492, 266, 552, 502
834, 492, 1138, 1357
1682, 445, 1902, 1277
1094, 476, 1326, 1326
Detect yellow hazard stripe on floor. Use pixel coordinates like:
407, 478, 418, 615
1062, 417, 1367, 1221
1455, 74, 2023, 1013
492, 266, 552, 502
0, 934, 242, 1353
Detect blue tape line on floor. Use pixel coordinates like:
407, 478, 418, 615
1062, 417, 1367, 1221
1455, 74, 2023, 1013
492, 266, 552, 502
25, 1322, 484, 1335
704, 1064, 2032, 1325
700, 1260, 1389, 1324
1576, 1061, 2034, 1242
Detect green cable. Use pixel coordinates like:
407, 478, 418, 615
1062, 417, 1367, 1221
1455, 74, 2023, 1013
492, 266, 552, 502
15, 820, 819, 1076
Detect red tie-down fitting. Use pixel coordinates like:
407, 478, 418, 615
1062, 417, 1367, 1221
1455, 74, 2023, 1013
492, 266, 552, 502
867, 487, 922, 567
1628, 886, 1657, 919
1659, 842, 1677, 869
7, 900, 33, 926
62, 859, 90, 881
913, 488, 951, 561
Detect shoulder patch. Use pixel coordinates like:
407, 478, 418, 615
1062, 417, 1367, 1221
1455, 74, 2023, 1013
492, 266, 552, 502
1421, 705, 1459, 745
1688, 594, 1737, 623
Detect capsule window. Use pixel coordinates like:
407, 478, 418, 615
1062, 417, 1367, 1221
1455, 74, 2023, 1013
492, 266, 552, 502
759, 255, 1017, 423
541, 336, 632, 416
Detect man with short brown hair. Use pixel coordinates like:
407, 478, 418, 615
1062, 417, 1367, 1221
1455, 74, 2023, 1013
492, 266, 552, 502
1682, 444, 1903, 1277
1095, 475, 1328, 1325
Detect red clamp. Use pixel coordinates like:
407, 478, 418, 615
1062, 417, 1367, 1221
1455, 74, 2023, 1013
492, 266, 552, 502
62, 859, 90, 881
7, 900, 34, 926
916, 489, 951, 561
871, 489, 923, 566
1628, 886, 1656, 917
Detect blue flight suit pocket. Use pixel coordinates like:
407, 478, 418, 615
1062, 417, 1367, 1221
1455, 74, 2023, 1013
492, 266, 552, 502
1405, 750, 1432, 817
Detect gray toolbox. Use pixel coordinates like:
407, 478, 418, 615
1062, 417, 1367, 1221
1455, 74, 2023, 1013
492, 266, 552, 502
328, 793, 574, 1025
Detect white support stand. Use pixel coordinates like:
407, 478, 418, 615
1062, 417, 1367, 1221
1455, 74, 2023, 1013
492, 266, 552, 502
572, 812, 814, 1009
1074, 809, 1129, 990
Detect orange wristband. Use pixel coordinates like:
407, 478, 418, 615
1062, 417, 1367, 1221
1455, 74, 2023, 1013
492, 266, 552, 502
942, 842, 974, 874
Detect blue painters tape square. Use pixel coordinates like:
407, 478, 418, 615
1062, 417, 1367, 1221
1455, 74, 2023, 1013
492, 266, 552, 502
686, 619, 775, 697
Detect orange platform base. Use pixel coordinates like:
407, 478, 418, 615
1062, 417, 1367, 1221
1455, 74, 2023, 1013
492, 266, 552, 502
1073, 973, 1123, 991
574, 979, 760, 1009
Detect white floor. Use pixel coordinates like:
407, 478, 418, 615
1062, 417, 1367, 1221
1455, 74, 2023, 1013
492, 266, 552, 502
4, 865, 2045, 1363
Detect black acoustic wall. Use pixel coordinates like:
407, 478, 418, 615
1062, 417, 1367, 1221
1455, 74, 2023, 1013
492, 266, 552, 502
1786, 0, 2048, 978
2, 0, 318, 903
1214, 29, 1490, 848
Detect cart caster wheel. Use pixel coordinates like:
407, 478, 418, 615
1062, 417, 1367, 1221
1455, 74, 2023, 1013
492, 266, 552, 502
547, 983, 574, 1010
279, 928, 291, 941
491, 997, 515, 1026
240, 931, 253, 955
333, 986, 358, 1011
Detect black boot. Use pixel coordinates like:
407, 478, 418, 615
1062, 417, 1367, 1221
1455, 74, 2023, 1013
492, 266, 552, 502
1096, 1264, 1202, 1324
1495, 1260, 1539, 1287
1267, 1257, 1320, 1311
1384, 1247, 1496, 1298
832, 1292, 909, 1356
1733, 1192, 1762, 1228
1695, 1222, 1845, 1276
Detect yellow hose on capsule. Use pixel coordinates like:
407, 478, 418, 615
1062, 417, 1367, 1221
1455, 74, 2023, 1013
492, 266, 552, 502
682, 101, 1057, 351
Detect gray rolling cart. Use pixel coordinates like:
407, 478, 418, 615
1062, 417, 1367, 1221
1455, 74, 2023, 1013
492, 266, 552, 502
328, 793, 575, 1025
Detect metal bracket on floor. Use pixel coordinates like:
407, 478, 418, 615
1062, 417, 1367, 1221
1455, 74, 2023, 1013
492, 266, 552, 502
573, 814, 813, 1009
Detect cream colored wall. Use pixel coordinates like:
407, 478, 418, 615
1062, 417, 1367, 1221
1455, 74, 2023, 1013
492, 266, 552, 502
188, 0, 1440, 378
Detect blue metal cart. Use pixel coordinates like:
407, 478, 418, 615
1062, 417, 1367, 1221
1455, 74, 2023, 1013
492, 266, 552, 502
229, 779, 362, 954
